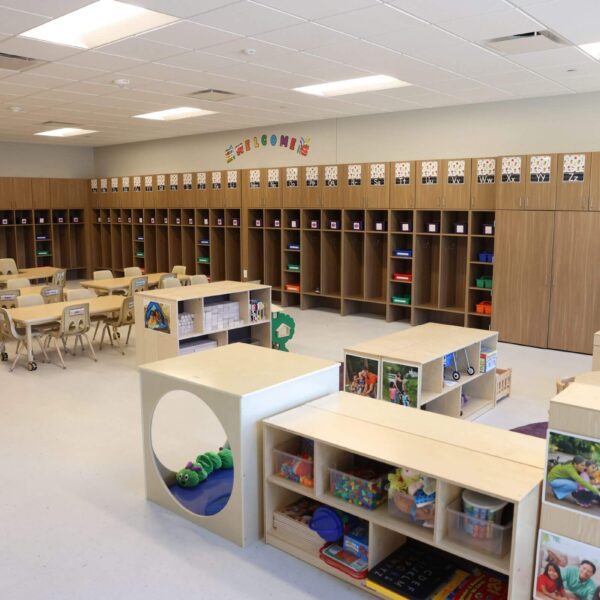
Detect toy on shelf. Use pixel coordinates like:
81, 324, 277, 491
175, 448, 233, 488
476, 300, 492, 315
387, 467, 436, 528
274, 438, 314, 487
475, 275, 493, 289
391, 295, 410, 305
330, 464, 387, 510
444, 349, 475, 381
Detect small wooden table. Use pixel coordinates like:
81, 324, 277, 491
80, 273, 189, 295
0, 266, 60, 287
8, 295, 122, 368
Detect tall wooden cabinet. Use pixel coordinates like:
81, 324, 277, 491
470, 158, 496, 209
556, 153, 590, 211
389, 161, 415, 208
492, 211, 555, 348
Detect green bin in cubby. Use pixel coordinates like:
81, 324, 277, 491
475, 275, 493, 289
391, 295, 411, 305
287, 263, 300, 271
197, 257, 210, 264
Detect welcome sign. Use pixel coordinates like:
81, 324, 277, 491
225, 133, 310, 164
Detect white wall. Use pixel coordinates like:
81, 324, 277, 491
94, 91, 600, 175
0, 142, 94, 178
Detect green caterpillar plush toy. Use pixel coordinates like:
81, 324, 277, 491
176, 448, 233, 488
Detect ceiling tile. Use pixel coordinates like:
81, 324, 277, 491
55, 81, 116, 96
200, 37, 291, 61
0, 81, 48, 96
0, 0, 94, 17
190, 1, 303, 36
157, 51, 240, 72
247, 0, 380, 20
0, 37, 83, 61
385, 0, 508, 24
27, 62, 105, 81
560, 77, 600, 93
342, 91, 420, 111
0, 6, 50, 35
97, 38, 187, 61
211, 62, 321, 87
61, 52, 143, 72
126, 0, 240, 18
496, 79, 572, 96
371, 23, 468, 54
86, 71, 160, 88
2, 72, 73, 89
24, 89, 98, 103
140, 20, 241, 50
253, 22, 353, 51
510, 46, 593, 68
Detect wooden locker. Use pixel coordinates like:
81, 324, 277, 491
416, 160, 442, 208
524, 154, 556, 210
282, 166, 302, 208
167, 173, 182, 207
120, 176, 132, 208
142, 175, 156, 208
194, 172, 209, 208
180, 173, 194, 208
300, 165, 322, 208
264, 167, 282, 207
88, 178, 99, 210
322, 165, 340, 208
496, 155, 526, 209
224, 169, 241, 208
154, 174, 168, 208
389, 161, 415, 208
548, 211, 600, 354
209, 170, 225, 208
0, 177, 32, 209
365, 162, 389, 208
491, 210, 554, 348
470, 158, 497, 209
104, 176, 120, 209
556, 153, 590, 211
342, 163, 366, 208
130, 176, 144, 208
98, 177, 109, 207
442, 158, 470, 209
589, 152, 600, 211
50, 178, 86, 209
243, 169, 264, 208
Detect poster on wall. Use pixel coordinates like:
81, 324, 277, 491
534, 530, 600, 600
563, 154, 585, 182
183, 173, 192, 190
100, 178, 108, 193
212, 171, 221, 190
144, 176, 153, 192
542, 429, 600, 520
530, 155, 552, 183
133, 176, 141, 192
395, 162, 410, 185
196, 172, 206, 190
249, 169, 260, 189
370, 163, 385, 186
156, 174, 165, 191
122, 176, 130, 192
268, 168, 279, 188
381, 360, 420, 408
144, 300, 170, 334
169, 174, 178, 191
90, 179, 98, 193
344, 353, 380, 399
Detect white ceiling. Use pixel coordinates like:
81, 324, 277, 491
0, 0, 597, 146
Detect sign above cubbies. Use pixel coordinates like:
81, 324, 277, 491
225, 132, 311, 164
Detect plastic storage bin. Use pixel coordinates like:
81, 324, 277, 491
393, 249, 413, 257
329, 466, 387, 510
388, 490, 435, 527
478, 251, 494, 263
476, 301, 492, 315
475, 275, 493, 289
287, 264, 300, 271
273, 441, 314, 488
391, 295, 411, 305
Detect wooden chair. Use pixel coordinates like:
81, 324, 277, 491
172, 265, 186, 275
41, 285, 64, 303
6, 278, 30, 290
52, 269, 66, 287
162, 277, 182, 289
0, 258, 18, 275
159, 273, 176, 288
124, 266, 142, 277
45, 304, 97, 369
99, 296, 135, 355
0, 307, 49, 371
128, 275, 148, 295
189, 275, 209, 285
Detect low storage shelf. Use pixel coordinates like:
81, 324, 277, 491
263, 392, 545, 599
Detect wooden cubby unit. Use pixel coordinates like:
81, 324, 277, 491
264, 391, 544, 599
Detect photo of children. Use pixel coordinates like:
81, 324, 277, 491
381, 361, 420, 408
344, 354, 379, 399
535, 530, 600, 600
543, 430, 600, 519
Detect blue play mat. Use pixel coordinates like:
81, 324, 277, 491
168, 468, 234, 516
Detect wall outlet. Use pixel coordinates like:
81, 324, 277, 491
243, 269, 248, 279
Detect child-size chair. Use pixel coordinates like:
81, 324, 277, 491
99, 296, 135, 355
52, 269, 66, 287
0, 290, 19, 309
0, 307, 49, 371
41, 285, 64, 303
162, 277, 182, 289
172, 265, 186, 275
0, 258, 18, 275
159, 273, 176, 288
124, 266, 142, 277
189, 275, 209, 285
128, 276, 148, 295
6, 278, 30, 290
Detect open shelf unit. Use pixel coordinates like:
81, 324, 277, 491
344, 323, 499, 420
263, 392, 544, 600
134, 280, 272, 365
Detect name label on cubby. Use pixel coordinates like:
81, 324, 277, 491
249, 169, 261, 188
122, 176, 130, 192
227, 171, 237, 189
268, 168, 279, 188
144, 176, 153, 192
370, 163, 385, 186
501, 157, 521, 183
421, 161, 438, 185
156, 175, 165, 191
306, 166, 318, 187
476, 159, 495, 184
100, 178, 108, 193
111, 177, 118, 192
347, 164, 361, 186
395, 162, 410, 185
529, 155, 551, 183
90, 179, 98, 193
325, 166, 338, 187
563, 154, 585, 182
133, 176, 141, 192
20, 218, 27, 224
1, 218, 8, 225
197, 173, 206, 190
169, 174, 178, 191
212, 171, 222, 190
447, 160, 465, 185
183, 173, 192, 190
286, 167, 298, 187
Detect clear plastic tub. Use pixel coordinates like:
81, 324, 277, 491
388, 490, 435, 528
329, 466, 386, 510
446, 498, 512, 556
273, 441, 313, 488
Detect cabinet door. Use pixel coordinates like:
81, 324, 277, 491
496, 156, 525, 209
556, 153, 590, 211
120, 176, 132, 208
142, 175, 156, 208
365, 162, 389, 208
416, 160, 442, 208
181, 173, 194, 208
130, 176, 143, 208
342, 163, 366, 208
322, 165, 340, 208
167, 173, 181, 207
194, 172, 209, 208
264, 168, 282, 207
525, 154, 556, 210
243, 169, 264, 208
0, 177, 32, 209
154, 174, 168, 208
282, 166, 301, 207
209, 171, 225, 207
300, 165, 322, 208
50, 178, 86, 209
548, 212, 600, 353
589, 152, 600, 211
224, 169, 241, 208
88, 178, 99, 209
492, 210, 554, 347
389, 161, 415, 208
470, 158, 496, 209
442, 159, 470, 209
103, 177, 119, 208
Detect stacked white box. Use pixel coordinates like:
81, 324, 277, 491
203, 301, 242, 331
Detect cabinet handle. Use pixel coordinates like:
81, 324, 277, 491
518, 196, 522, 208
525, 197, 529, 209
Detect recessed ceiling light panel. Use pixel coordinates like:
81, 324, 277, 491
580, 42, 600, 60
35, 128, 98, 138
294, 75, 411, 97
133, 107, 217, 121
20, 0, 177, 49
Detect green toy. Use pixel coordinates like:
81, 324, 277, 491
176, 448, 234, 488
272, 311, 296, 352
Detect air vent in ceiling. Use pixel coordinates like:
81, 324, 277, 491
0, 52, 46, 71
187, 89, 242, 102
485, 31, 567, 55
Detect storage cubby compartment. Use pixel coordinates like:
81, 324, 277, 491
101, 222, 111, 265
391, 210, 413, 233
284, 209, 300, 230
439, 237, 467, 311
389, 281, 411, 306
344, 210, 364, 232
416, 210, 441, 234
470, 211, 495, 237
227, 209, 240, 228
155, 225, 169, 272
93, 209, 102, 225
144, 226, 157, 273
168, 225, 183, 266
414, 235, 440, 308
342, 232, 364, 300
197, 208, 210, 227
210, 227, 226, 281
34, 210, 50, 225
70, 209, 84, 225
387, 485, 436, 530
249, 208, 263, 228
53, 225, 70, 266
121, 221, 133, 268
157, 208, 168, 225
321, 231, 341, 297
182, 226, 195, 274
169, 209, 181, 226
182, 208, 194, 226
15, 225, 34, 268
144, 208, 156, 225
442, 211, 468, 235
133, 209, 143, 225
323, 209, 341, 231
470, 237, 494, 263
302, 209, 320, 230
387, 303, 411, 324
367, 210, 388, 233
121, 209, 132, 226
53, 209, 67, 225
422, 387, 461, 418
460, 370, 495, 420
284, 229, 300, 252
272, 437, 314, 488
343, 299, 386, 318
469, 289, 493, 318
266, 209, 281, 229
212, 209, 225, 228
412, 308, 464, 327
466, 314, 492, 330
264, 229, 281, 291
302, 230, 320, 294
390, 232, 413, 259
15, 210, 32, 225
225, 228, 241, 280
247, 228, 264, 282
364, 233, 386, 302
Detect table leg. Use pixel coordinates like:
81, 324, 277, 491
26, 325, 33, 363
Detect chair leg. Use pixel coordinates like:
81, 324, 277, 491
114, 328, 125, 355
53, 337, 66, 369
9, 341, 25, 372
84, 333, 98, 362
126, 324, 132, 345
93, 320, 101, 341
35, 337, 49, 363
99, 323, 108, 350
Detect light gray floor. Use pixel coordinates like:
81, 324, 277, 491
0, 307, 593, 599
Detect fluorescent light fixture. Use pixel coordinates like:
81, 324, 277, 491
294, 75, 411, 97
20, 0, 177, 49
133, 107, 217, 121
579, 41, 600, 60
35, 128, 98, 138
